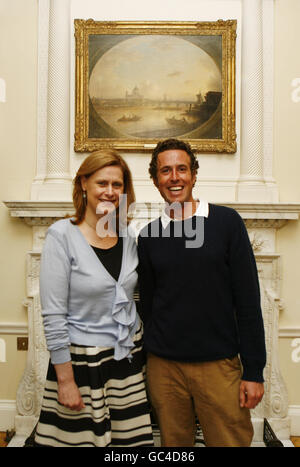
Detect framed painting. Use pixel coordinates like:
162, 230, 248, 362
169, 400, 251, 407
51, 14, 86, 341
74, 20, 237, 153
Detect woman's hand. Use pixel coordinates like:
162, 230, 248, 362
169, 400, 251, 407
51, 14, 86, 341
57, 379, 86, 411
54, 361, 86, 411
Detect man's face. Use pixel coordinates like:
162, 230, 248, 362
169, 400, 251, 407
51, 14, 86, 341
155, 149, 196, 205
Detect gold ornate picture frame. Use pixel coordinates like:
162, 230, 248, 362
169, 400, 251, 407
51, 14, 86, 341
74, 20, 237, 153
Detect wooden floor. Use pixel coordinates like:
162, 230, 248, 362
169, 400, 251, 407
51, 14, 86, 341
0, 432, 299, 447
0, 432, 9, 447
291, 436, 300, 447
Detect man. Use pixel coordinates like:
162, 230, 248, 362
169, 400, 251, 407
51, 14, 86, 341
137, 138, 266, 447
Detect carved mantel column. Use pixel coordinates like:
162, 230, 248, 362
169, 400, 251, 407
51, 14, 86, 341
4, 200, 300, 441
239, 0, 264, 185
32, 0, 72, 201
46, 0, 71, 183
237, 0, 278, 202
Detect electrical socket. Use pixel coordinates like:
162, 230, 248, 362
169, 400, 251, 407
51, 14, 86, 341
17, 337, 28, 351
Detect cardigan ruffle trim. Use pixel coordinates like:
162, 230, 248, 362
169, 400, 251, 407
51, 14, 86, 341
112, 283, 137, 360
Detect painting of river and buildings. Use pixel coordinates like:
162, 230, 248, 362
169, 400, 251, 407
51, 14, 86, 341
88, 35, 222, 141
74, 20, 237, 153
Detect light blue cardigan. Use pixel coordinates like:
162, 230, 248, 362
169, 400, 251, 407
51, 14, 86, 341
39, 218, 140, 364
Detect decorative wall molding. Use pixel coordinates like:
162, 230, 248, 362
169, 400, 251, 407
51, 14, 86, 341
279, 328, 300, 338
0, 324, 28, 336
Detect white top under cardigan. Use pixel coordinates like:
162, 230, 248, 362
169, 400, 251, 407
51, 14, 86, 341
39, 218, 140, 365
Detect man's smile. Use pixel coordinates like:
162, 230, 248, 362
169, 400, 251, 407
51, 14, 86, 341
168, 186, 183, 191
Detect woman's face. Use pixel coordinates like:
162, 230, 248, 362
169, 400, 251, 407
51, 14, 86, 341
81, 165, 124, 217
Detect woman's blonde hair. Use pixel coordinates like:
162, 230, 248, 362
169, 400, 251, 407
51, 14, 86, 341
71, 149, 135, 226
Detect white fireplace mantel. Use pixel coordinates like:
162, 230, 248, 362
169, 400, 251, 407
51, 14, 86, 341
4, 199, 300, 443
5, 199, 300, 222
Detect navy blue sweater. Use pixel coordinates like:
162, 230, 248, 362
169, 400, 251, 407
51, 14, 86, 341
137, 204, 266, 382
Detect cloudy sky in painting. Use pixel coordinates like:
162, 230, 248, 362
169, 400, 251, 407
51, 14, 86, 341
89, 35, 221, 102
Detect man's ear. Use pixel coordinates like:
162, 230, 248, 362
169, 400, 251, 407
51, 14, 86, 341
192, 171, 197, 187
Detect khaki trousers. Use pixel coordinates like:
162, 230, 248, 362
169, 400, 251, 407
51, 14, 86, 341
147, 353, 253, 447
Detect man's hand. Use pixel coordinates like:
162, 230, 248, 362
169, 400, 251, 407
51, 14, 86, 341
239, 380, 264, 409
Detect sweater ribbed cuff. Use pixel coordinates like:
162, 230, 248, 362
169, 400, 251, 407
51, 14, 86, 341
241, 365, 265, 383
50, 347, 71, 365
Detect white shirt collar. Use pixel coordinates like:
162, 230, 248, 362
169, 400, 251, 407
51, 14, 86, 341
160, 200, 209, 229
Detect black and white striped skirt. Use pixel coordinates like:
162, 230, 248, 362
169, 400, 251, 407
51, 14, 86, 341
34, 327, 154, 447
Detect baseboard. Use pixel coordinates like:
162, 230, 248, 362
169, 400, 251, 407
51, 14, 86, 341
288, 405, 300, 436
0, 400, 16, 431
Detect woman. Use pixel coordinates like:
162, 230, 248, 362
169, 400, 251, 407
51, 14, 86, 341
34, 150, 153, 447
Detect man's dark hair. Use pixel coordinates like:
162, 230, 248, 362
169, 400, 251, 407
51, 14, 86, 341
149, 138, 199, 183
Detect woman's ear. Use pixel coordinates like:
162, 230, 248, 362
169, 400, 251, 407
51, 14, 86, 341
80, 175, 87, 192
